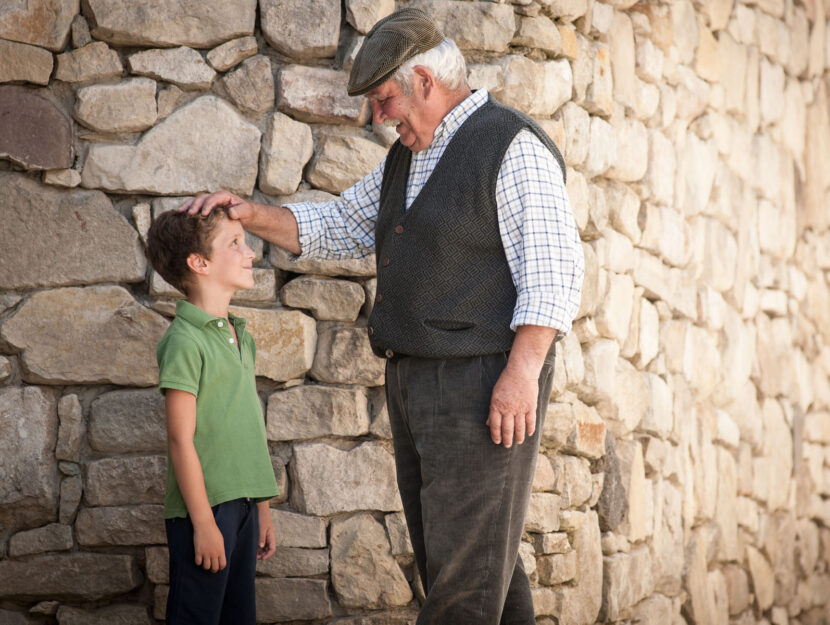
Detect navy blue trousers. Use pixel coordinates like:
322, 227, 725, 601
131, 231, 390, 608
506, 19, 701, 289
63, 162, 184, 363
165, 498, 258, 625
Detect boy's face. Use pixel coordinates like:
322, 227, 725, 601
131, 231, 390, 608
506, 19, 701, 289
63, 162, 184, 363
201, 217, 255, 292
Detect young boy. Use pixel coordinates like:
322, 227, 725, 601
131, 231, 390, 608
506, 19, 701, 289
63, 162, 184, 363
146, 208, 279, 624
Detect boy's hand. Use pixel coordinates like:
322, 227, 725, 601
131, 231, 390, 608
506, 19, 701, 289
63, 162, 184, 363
193, 520, 227, 572
257, 504, 276, 561
179, 190, 253, 221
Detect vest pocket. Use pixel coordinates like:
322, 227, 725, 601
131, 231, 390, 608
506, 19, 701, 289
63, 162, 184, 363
424, 319, 475, 331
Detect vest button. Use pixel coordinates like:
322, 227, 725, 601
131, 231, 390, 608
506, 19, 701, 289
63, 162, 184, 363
375, 294, 382, 303
385, 349, 395, 358
382, 257, 391, 267
394, 225, 404, 234
368, 326, 374, 336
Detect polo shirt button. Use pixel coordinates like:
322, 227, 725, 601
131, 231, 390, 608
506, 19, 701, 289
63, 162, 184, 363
368, 326, 374, 336
394, 225, 404, 234
218, 321, 224, 327
385, 349, 394, 358
229, 338, 234, 344
382, 257, 390, 267
375, 294, 382, 303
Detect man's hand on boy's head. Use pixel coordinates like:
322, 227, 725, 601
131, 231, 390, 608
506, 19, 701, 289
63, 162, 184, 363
179, 190, 253, 221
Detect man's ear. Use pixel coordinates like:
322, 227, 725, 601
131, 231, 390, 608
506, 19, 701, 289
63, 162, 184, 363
186, 253, 209, 276
412, 65, 436, 99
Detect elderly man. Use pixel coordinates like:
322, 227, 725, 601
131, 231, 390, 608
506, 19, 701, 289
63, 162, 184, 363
184, 8, 583, 624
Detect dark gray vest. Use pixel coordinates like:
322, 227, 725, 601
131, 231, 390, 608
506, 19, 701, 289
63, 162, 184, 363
367, 95, 566, 358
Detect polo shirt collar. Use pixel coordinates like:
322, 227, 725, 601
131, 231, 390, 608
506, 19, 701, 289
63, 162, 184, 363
175, 299, 247, 332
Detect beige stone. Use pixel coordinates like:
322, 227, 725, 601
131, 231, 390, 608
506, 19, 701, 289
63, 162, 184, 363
207, 35, 257, 72
43, 168, 81, 188
514, 15, 561, 54
695, 20, 721, 82
645, 129, 676, 206
76, 505, 165, 546
259, 112, 313, 196
606, 117, 647, 182
59, 475, 82, 524
267, 385, 369, 441
635, 34, 663, 84
55, 42, 121, 83
74, 78, 157, 133
270, 244, 376, 278
537, 551, 577, 585
257, 546, 330, 578
0, 0, 78, 51
307, 134, 387, 194
0, 38, 53, 85
56, 604, 152, 625
55, 394, 83, 463
600, 546, 654, 620
608, 12, 637, 110
1, 286, 167, 386
560, 102, 590, 167
270, 509, 328, 548
85, 0, 255, 48
330, 513, 412, 608
436, 1, 514, 52
583, 116, 618, 178
747, 545, 775, 611
221, 55, 274, 114
261, 0, 340, 59
85, 456, 165, 506
291, 442, 401, 515
128, 46, 215, 90
346, 0, 394, 34
595, 272, 634, 342
584, 43, 613, 117
277, 65, 370, 125
280, 276, 365, 322
525, 492, 561, 533
310, 323, 385, 386
83, 96, 261, 196
548, 510, 602, 625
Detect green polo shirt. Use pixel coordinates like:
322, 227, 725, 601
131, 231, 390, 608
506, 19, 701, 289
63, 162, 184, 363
156, 299, 278, 519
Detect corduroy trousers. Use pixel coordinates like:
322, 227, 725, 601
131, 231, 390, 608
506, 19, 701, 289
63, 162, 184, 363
385, 348, 555, 625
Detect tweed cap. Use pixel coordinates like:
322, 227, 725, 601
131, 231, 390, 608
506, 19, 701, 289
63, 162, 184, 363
347, 8, 445, 96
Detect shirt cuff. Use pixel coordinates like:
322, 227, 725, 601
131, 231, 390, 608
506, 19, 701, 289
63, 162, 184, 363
511, 293, 577, 336
283, 202, 321, 261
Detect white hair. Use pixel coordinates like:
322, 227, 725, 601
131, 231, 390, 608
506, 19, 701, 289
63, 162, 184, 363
393, 38, 468, 94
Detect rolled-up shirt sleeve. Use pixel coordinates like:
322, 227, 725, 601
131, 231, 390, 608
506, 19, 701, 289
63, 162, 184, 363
496, 129, 585, 335
285, 157, 386, 261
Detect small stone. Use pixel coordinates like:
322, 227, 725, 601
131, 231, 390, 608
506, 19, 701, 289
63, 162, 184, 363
560, 102, 590, 167
156, 84, 184, 119
606, 117, 647, 182
310, 323, 385, 386
537, 551, 577, 585
206, 35, 257, 72
747, 545, 775, 611
281, 276, 365, 322
58, 476, 80, 525
76, 505, 166, 546
0, 0, 78, 51
695, 20, 721, 82
267, 384, 369, 441
0, 39, 53, 85
584, 43, 613, 117
0, 86, 73, 170
30, 600, 59, 615
346, 0, 395, 34
70, 14, 91, 48
257, 547, 330, 577
600, 546, 654, 620
277, 65, 370, 125
533, 532, 571, 554
55, 42, 122, 83
261, 0, 340, 59
42, 169, 81, 188
255, 578, 334, 621
270, 244, 376, 278
231, 269, 278, 304
221, 55, 274, 115
257, 113, 312, 197
384, 511, 412, 555
56, 604, 153, 625
74, 78, 158, 133
271, 509, 328, 548
583, 116, 618, 178
525, 493, 561, 533
128, 46, 215, 90
55, 394, 83, 463
307, 134, 388, 194
9, 524, 73, 557
546, 0, 589, 22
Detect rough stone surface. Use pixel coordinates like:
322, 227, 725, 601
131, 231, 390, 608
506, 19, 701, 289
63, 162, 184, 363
55, 42, 122, 83
0, 0, 78, 51
267, 385, 370, 441
0, 38, 53, 85
600, 546, 654, 621
0, 86, 72, 170
310, 323, 385, 386
439, 1, 515, 52
206, 35, 257, 72
261, 0, 340, 59
89, 389, 166, 454
270, 244, 376, 277
74, 78, 157, 133
281, 276, 365, 322
291, 442, 402, 515
128, 47, 215, 90
257, 546, 329, 577
59, 475, 82, 525
221, 55, 274, 115
9, 523, 73, 557
76, 505, 165, 546
85, 456, 166, 506
277, 65, 370, 125
259, 112, 313, 196
55, 394, 83, 462
82, 96, 261, 195
1, 286, 167, 385
307, 134, 388, 194
55, 604, 153, 625
270, 509, 328, 548
330, 513, 413, 608
255, 578, 334, 622
84, 0, 256, 48
346, 0, 394, 34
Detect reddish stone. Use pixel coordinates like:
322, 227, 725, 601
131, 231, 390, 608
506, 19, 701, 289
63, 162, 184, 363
0, 86, 72, 170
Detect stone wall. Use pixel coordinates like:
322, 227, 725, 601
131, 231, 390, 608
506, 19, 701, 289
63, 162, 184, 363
0, 0, 829, 623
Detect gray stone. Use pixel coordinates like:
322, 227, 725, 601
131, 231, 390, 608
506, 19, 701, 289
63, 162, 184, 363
307, 134, 388, 194
128, 47, 215, 90
145, 546, 168, 584
291, 442, 402, 515
257, 547, 329, 577
55, 42, 122, 83
221, 55, 274, 115
549, 511, 602, 625
207, 35, 257, 72
385, 511, 412, 555
85, 456, 166, 506
270, 245, 376, 278
0, 39, 53, 84
56, 604, 152, 625
59, 475, 82, 524
82, 96, 261, 196
1, 286, 168, 386
0, 0, 77, 51
0, 86, 72, 170
267, 384, 369, 441
439, 1, 515, 52
70, 13, 91, 47
0, 554, 140, 600
9, 523, 72, 557
277, 65, 370, 125
156, 84, 184, 119
261, 0, 340, 59
228, 305, 316, 382
310, 323, 385, 386
89, 389, 166, 454
255, 578, 333, 622
0, 387, 59, 529
331, 513, 413, 608
0, 173, 145, 289
600, 546, 654, 621
56, 394, 83, 462
346, 0, 395, 34
43, 168, 81, 188
537, 551, 577, 585
76, 505, 166, 546
74, 78, 157, 133
281, 276, 365, 322
84, 0, 256, 48
259, 112, 313, 196
270, 508, 328, 548
597, 433, 626, 532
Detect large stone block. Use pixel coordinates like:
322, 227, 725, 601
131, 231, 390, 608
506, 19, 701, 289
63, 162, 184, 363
0, 0, 77, 51
9, 523, 73, 557
0, 39, 53, 85
291, 442, 402, 515
76, 505, 166, 546
261, 0, 340, 59
74, 78, 157, 133
439, 1, 515, 52
0, 86, 72, 170
310, 323, 385, 386
84, 0, 256, 48
255, 578, 333, 622
600, 546, 654, 621
55, 604, 152, 625
82, 96, 261, 196
281, 276, 365, 322
0, 554, 140, 601
228, 305, 316, 382
277, 65, 370, 125
346, 0, 394, 34
306, 134, 388, 194
259, 112, 313, 196
267, 384, 369, 441
85, 456, 166, 506
270, 509, 328, 548
0, 387, 59, 529
1, 286, 168, 386
89, 389, 166, 454
55, 41, 122, 83
0, 173, 145, 289
330, 513, 413, 608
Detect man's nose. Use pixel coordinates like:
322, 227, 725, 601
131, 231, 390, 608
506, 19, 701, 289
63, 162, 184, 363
371, 101, 385, 125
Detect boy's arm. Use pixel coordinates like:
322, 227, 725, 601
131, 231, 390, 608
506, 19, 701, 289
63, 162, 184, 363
256, 500, 276, 561
166, 389, 226, 573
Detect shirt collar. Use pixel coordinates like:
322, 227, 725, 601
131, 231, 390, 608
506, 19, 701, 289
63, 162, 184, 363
430, 88, 490, 146
175, 299, 246, 332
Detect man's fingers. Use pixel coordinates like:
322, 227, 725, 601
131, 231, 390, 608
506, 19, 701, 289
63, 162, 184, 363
514, 413, 526, 445
526, 410, 537, 438
487, 407, 502, 445
501, 413, 515, 449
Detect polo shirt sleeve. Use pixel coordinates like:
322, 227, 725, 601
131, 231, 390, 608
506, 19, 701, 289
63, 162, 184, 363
157, 333, 202, 396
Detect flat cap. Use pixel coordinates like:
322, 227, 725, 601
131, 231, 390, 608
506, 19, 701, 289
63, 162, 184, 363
347, 8, 445, 96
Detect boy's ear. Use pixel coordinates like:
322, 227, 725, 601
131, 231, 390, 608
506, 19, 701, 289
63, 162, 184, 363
186, 253, 209, 276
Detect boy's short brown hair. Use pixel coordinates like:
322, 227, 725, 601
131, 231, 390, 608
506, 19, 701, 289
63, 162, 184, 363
145, 207, 230, 295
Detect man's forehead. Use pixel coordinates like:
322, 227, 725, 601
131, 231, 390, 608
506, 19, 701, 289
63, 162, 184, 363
365, 81, 399, 100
